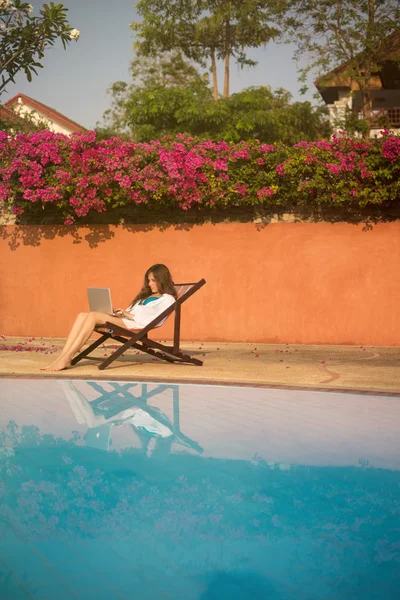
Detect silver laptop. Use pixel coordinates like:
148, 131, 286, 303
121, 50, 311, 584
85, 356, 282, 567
87, 287, 113, 314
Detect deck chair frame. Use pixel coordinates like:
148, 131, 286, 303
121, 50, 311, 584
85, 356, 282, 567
71, 278, 206, 370
86, 382, 203, 453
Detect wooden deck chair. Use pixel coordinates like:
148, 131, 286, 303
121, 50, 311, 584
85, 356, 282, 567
71, 278, 206, 370
89, 382, 203, 453
64, 381, 203, 454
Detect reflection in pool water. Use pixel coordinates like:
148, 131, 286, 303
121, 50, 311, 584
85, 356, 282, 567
0, 380, 399, 599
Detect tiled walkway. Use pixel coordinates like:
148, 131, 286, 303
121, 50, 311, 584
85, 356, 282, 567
0, 337, 399, 393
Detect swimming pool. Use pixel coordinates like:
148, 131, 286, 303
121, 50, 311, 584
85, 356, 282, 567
0, 379, 399, 599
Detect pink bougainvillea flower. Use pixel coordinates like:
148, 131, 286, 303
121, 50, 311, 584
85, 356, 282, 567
259, 144, 275, 153
257, 187, 274, 199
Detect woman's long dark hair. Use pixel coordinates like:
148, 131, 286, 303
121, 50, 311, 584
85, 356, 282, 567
130, 264, 177, 307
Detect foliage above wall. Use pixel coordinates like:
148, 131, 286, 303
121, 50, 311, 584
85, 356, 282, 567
97, 69, 330, 143
0, 0, 79, 97
0, 129, 399, 225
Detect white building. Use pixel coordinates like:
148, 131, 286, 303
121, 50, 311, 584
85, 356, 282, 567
2, 93, 86, 135
315, 31, 400, 138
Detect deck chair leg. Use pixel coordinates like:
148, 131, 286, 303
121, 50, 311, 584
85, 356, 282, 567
98, 336, 140, 370
71, 333, 110, 365
175, 352, 203, 366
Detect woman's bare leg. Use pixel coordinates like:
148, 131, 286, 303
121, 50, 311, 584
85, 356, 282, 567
63, 381, 107, 427
42, 312, 88, 370
64, 382, 135, 427
43, 312, 125, 371
57, 312, 88, 358
58, 312, 101, 367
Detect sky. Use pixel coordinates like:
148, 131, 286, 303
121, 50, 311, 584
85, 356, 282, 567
3, 0, 320, 130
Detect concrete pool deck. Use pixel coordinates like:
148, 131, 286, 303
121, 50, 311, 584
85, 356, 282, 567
0, 337, 399, 394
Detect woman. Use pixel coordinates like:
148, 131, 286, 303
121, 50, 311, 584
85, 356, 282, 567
61, 380, 174, 457
43, 264, 176, 372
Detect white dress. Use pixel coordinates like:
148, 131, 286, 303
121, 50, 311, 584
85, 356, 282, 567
122, 293, 176, 330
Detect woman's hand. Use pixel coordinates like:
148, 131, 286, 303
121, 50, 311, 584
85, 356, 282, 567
113, 308, 130, 318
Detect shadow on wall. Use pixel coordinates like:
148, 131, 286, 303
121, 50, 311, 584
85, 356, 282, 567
0, 206, 256, 250
0, 223, 114, 250
1, 203, 400, 249
0, 222, 202, 251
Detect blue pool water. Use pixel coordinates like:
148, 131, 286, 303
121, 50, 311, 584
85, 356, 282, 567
0, 379, 399, 599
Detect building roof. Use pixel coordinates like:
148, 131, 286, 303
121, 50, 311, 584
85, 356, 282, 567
314, 29, 400, 102
3, 93, 87, 133
0, 105, 27, 124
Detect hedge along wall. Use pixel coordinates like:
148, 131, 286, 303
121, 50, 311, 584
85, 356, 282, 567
1, 130, 400, 223
1, 221, 400, 345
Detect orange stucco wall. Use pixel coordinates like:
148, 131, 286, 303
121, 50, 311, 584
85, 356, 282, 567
1, 222, 399, 345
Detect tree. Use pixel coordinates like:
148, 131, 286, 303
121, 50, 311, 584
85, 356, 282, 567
99, 67, 330, 143
213, 86, 330, 143
131, 0, 281, 100
282, 0, 400, 136
0, 0, 79, 97
97, 51, 212, 140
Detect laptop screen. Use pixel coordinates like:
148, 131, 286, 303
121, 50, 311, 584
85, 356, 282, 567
87, 288, 113, 314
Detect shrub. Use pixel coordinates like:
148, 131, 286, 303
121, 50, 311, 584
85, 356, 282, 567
0, 129, 399, 224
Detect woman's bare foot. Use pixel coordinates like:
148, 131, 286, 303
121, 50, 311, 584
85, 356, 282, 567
40, 355, 61, 370
41, 356, 72, 371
